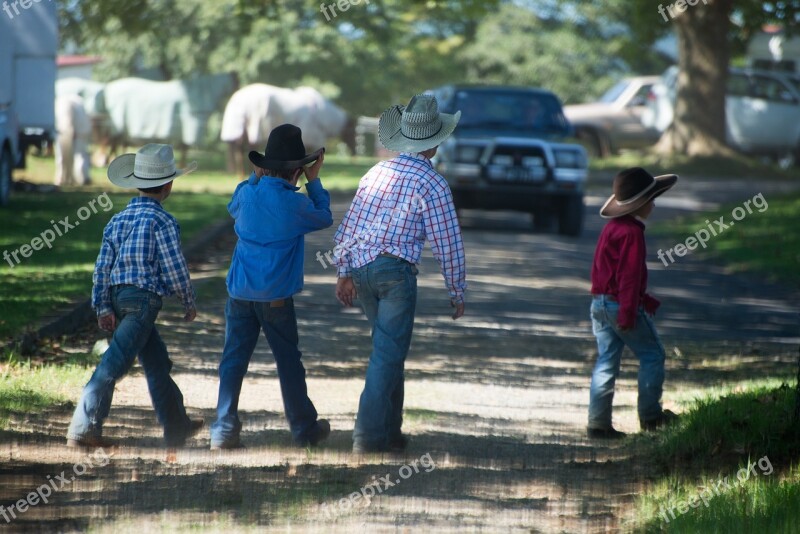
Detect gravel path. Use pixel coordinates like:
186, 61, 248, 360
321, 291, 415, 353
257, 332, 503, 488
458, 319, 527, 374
1, 178, 797, 533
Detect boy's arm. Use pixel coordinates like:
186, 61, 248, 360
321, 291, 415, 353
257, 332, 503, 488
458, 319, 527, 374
333, 187, 364, 279
422, 182, 467, 312
615, 231, 646, 329
92, 227, 115, 319
155, 220, 196, 314
292, 178, 333, 233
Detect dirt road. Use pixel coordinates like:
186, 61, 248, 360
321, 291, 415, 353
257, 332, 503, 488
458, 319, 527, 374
1, 178, 797, 533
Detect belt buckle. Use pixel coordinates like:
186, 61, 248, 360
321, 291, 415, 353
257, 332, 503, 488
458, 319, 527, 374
270, 299, 285, 308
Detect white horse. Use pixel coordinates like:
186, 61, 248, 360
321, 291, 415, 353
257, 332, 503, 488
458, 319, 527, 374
54, 93, 92, 186
220, 83, 355, 175
98, 73, 238, 166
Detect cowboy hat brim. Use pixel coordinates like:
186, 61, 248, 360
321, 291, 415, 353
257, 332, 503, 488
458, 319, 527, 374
248, 147, 323, 170
378, 105, 461, 153
107, 153, 197, 189
600, 174, 678, 219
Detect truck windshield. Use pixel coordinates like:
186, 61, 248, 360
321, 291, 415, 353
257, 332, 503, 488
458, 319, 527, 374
448, 90, 570, 134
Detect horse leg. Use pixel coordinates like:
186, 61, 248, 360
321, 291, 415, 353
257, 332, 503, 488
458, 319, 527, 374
179, 144, 188, 168
226, 141, 236, 175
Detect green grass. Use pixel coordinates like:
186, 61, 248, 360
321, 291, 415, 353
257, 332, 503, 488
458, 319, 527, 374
404, 408, 440, 423
17, 147, 374, 195
652, 192, 800, 285
635, 464, 800, 533
0, 190, 229, 338
590, 150, 800, 181
633, 380, 800, 532
0, 352, 95, 428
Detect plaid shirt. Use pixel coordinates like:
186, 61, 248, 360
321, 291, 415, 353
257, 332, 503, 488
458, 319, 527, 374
92, 197, 195, 317
334, 152, 467, 303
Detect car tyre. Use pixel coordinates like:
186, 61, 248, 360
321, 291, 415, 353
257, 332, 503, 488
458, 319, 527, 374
0, 146, 12, 208
576, 128, 609, 159
532, 210, 554, 232
558, 194, 584, 237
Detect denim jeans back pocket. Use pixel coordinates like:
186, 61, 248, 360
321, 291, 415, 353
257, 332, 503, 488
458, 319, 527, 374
116, 297, 149, 321
114, 290, 161, 323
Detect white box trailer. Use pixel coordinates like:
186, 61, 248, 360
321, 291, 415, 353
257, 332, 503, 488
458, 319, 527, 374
0, 0, 57, 205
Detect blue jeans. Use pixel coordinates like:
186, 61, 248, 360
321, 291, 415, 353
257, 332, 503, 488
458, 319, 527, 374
588, 295, 666, 429
211, 297, 318, 447
67, 286, 193, 445
352, 256, 418, 449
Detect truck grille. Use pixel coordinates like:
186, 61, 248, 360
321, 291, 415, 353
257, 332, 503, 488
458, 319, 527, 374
485, 146, 548, 184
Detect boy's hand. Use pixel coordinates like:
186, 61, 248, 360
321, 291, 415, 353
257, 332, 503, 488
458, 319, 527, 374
336, 277, 357, 307
304, 149, 325, 182
98, 313, 116, 332
451, 299, 465, 320
184, 307, 197, 322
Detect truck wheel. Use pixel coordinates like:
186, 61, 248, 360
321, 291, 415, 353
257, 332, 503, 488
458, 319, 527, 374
0, 146, 12, 208
576, 129, 608, 159
532, 210, 554, 232
558, 194, 584, 237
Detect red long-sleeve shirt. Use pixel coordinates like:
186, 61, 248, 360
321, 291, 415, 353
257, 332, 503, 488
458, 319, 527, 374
590, 215, 660, 329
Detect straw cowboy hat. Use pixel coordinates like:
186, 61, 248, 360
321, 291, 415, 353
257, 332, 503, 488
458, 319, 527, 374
107, 144, 196, 189
600, 167, 678, 218
378, 93, 461, 153
249, 123, 323, 170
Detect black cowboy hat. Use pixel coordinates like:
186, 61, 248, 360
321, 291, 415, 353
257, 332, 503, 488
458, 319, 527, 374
600, 167, 678, 218
248, 123, 323, 170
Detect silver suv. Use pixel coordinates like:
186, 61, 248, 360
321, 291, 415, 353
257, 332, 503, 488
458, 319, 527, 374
428, 85, 589, 236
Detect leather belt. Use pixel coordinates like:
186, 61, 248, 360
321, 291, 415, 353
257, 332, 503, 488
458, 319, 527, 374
268, 299, 285, 308
379, 253, 402, 260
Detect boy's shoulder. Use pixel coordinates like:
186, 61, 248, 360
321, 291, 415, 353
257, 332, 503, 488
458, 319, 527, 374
601, 216, 645, 238
112, 198, 177, 228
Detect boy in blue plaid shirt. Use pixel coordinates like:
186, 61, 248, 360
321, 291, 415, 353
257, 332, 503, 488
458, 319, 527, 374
67, 144, 203, 448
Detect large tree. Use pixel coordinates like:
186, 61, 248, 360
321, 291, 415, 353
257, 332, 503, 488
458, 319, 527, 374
628, 0, 800, 156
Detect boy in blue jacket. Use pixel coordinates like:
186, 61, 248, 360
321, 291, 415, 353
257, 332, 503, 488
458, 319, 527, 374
210, 124, 332, 449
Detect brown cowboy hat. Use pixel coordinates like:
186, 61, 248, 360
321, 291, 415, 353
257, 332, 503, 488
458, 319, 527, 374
600, 167, 678, 218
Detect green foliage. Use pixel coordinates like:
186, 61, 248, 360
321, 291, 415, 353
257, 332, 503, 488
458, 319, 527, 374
655, 192, 800, 285
0, 355, 94, 428
641, 382, 798, 471
0, 188, 229, 337
56, 0, 670, 115
633, 380, 800, 533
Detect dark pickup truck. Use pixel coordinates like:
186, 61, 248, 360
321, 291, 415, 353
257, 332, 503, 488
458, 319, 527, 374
428, 85, 588, 236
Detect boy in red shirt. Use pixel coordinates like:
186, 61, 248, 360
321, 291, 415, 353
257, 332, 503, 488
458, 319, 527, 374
588, 167, 678, 439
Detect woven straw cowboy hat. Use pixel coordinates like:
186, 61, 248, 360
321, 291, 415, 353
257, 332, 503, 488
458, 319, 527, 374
107, 144, 196, 189
378, 93, 461, 153
600, 167, 678, 218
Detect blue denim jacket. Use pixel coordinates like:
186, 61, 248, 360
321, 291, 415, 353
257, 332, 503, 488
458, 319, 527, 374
226, 173, 332, 301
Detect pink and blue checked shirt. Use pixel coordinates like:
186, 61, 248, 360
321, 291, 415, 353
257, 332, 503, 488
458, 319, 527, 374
334, 152, 467, 303
92, 197, 195, 317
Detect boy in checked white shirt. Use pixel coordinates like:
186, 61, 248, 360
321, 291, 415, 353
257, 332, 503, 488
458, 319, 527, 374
334, 94, 467, 453
67, 144, 202, 448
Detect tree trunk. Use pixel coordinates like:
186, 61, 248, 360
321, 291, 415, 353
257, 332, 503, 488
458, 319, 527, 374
656, 0, 735, 156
